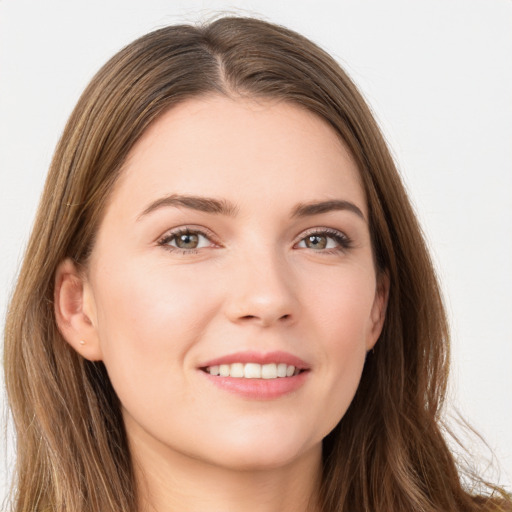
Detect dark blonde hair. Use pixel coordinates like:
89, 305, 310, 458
3, 16, 510, 512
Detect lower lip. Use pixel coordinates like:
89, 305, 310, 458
200, 370, 309, 399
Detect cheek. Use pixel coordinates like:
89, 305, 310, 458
91, 258, 221, 396
308, 264, 377, 346
305, 267, 376, 424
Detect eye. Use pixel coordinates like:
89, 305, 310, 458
296, 228, 351, 253
158, 228, 215, 252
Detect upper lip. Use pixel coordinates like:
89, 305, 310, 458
199, 351, 310, 370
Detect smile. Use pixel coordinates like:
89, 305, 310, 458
204, 362, 300, 379
199, 351, 310, 399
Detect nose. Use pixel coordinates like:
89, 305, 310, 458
223, 248, 299, 328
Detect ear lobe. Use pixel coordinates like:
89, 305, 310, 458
54, 258, 103, 361
367, 271, 390, 351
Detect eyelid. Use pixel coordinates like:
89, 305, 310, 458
156, 225, 351, 254
294, 227, 352, 251
157, 225, 220, 250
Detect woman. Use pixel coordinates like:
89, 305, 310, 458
3, 16, 510, 512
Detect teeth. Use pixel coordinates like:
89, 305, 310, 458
205, 362, 300, 379
244, 363, 261, 379
261, 363, 277, 379
230, 363, 244, 378
277, 363, 287, 377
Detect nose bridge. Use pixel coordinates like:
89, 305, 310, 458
225, 239, 298, 326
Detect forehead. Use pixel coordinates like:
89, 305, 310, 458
110, 95, 367, 218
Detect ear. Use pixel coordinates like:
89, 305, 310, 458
54, 258, 103, 361
366, 271, 390, 351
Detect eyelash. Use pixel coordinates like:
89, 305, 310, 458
297, 227, 352, 254
157, 227, 218, 255
157, 226, 352, 255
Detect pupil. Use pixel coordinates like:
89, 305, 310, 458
307, 235, 327, 249
177, 233, 198, 249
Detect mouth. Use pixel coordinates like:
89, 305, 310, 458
198, 351, 310, 399
201, 362, 304, 379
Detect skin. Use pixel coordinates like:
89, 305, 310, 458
55, 96, 388, 512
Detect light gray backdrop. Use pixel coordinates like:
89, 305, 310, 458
1, 0, 511, 503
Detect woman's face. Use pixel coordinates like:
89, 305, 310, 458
74, 96, 387, 470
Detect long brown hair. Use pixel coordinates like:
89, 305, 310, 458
3, 16, 510, 512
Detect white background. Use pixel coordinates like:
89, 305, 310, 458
1, 0, 511, 503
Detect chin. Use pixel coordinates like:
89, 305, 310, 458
196, 428, 322, 471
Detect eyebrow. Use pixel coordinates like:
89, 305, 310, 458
137, 194, 365, 221
138, 194, 239, 220
291, 199, 365, 220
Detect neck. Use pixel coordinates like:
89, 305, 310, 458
130, 429, 322, 512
